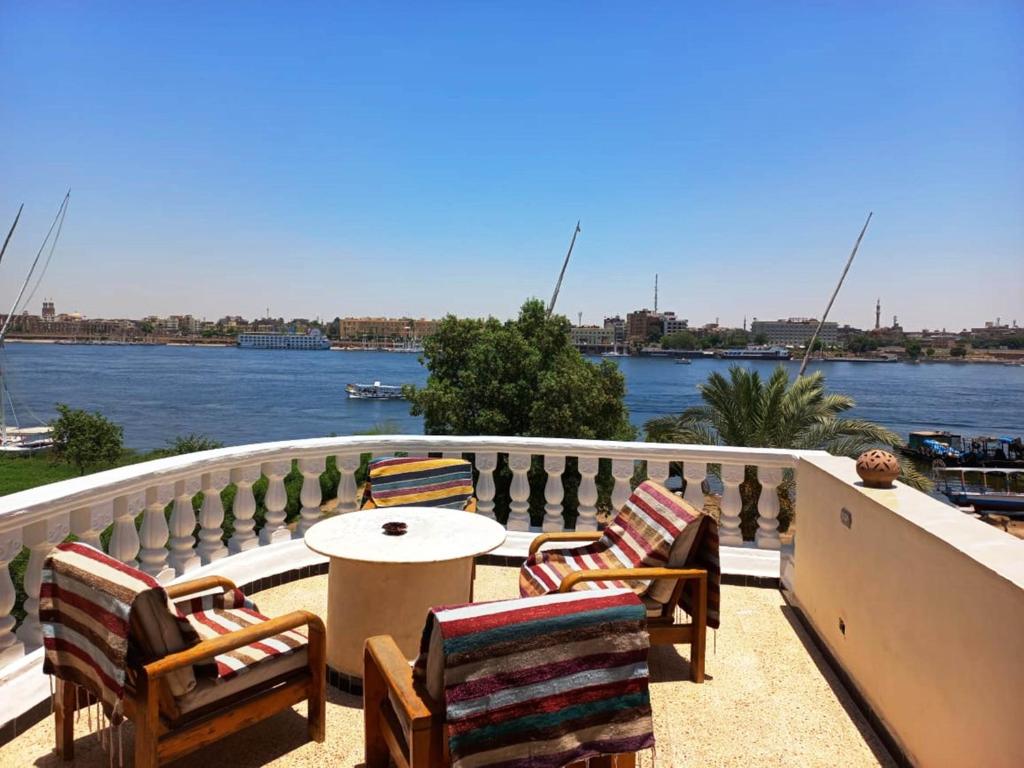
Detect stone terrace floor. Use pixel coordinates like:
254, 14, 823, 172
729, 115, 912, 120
3, 565, 895, 768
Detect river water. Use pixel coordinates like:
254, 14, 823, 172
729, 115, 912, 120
2, 344, 1021, 450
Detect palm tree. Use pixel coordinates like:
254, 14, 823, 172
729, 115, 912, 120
644, 365, 931, 539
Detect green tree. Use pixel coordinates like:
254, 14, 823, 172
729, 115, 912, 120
925, 347, 935, 357
753, 332, 769, 345
407, 299, 634, 440
904, 339, 922, 360
165, 433, 224, 455
644, 365, 930, 539
950, 345, 967, 358
50, 404, 124, 475
661, 330, 699, 350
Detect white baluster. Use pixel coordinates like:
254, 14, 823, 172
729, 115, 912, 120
719, 464, 745, 546
474, 452, 498, 520
0, 531, 25, 665
576, 457, 600, 531
755, 466, 783, 550
197, 470, 230, 564
542, 454, 566, 532
507, 453, 532, 531
70, 501, 113, 551
297, 457, 326, 535
16, 514, 70, 647
610, 458, 634, 515
335, 453, 361, 513
684, 462, 707, 511
228, 465, 261, 554
109, 492, 144, 566
169, 477, 201, 575
260, 460, 292, 545
646, 460, 669, 487
139, 484, 175, 582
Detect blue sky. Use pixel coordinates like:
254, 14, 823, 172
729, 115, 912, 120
1, 2, 1021, 331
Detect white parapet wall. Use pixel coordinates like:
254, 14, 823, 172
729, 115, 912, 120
791, 454, 1024, 767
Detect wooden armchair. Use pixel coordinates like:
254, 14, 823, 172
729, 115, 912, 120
363, 635, 637, 768
55, 574, 326, 768
528, 532, 708, 683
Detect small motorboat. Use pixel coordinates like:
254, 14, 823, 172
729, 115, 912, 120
674, 358, 691, 365
345, 381, 405, 400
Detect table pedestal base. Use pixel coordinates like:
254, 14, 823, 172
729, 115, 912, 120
326, 556, 475, 678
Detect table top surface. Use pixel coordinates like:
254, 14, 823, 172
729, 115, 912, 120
303, 506, 508, 564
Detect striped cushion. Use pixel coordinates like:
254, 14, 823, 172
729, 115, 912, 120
520, 480, 721, 629
366, 456, 474, 509
180, 594, 307, 681
413, 589, 654, 768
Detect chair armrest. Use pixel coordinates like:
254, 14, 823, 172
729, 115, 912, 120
143, 610, 324, 679
528, 531, 602, 556
364, 635, 434, 728
165, 574, 238, 600
557, 567, 707, 593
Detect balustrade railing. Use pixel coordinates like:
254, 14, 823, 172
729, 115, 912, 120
0, 435, 822, 665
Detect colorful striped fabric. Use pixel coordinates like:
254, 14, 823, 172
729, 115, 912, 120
413, 589, 654, 768
365, 456, 475, 509
175, 590, 307, 681
40, 542, 204, 721
519, 480, 721, 629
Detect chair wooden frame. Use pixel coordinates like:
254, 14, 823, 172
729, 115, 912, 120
54, 574, 326, 768
529, 532, 708, 683
363, 635, 637, 768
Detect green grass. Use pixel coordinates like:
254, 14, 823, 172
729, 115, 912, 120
0, 454, 82, 495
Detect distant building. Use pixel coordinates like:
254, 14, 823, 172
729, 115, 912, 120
662, 313, 689, 335
571, 325, 614, 351
41, 300, 55, 322
626, 309, 674, 343
603, 316, 626, 343
338, 317, 438, 341
751, 318, 838, 346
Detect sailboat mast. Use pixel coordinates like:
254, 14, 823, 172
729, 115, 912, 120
547, 220, 582, 317
798, 212, 873, 377
0, 204, 23, 272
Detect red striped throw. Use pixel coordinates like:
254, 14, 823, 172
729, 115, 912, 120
40, 542, 203, 721
520, 480, 721, 629
413, 589, 654, 768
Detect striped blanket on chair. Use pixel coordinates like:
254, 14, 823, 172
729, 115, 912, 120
364, 456, 475, 509
413, 589, 654, 768
520, 480, 721, 629
40, 542, 203, 721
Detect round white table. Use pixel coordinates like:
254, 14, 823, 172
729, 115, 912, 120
304, 507, 507, 678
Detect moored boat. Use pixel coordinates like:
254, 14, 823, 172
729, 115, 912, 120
717, 345, 791, 360
938, 468, 1024, 516
346, 381, 405, 400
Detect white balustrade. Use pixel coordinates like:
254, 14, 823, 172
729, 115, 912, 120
228, 465, 261, 554
610, 458, 634, 515
474, 452, 498, 520
297, 457, 326, 536
260, 460, 292, 545
197, 471, 230, 564
109, 492, 144, 566
70, 501, 112, 551
16, 514, 70, 647
139, 483, 175, 582
0, 434, 817, 669
0, 531, 24, 664
576, 456, 600, 531
646, 460, 669, 487
755, 466, 783, 550
719, 464, 745, 546
507, 453, 532, 531
684, 462, 708, 511
335, 453, 361, 513
169, 477, 201, 575
542, 455, 566, 531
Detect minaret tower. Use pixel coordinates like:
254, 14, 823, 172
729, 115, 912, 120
654, 274, 659, 313
875, 298, 881, 330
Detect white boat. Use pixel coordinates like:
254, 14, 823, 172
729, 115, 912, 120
0, 425, 53, 454
674, 358, 691, 365
346, 381, 405, 400
238, 329, 330, 350
717, 345, 792, 360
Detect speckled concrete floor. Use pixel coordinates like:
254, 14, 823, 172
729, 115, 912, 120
1, 565, 894, 768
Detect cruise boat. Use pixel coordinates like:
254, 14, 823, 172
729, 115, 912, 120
237, 328, 330, 350
346, 381, 405, 400
938, 468, 1024, 516
717, 345, 792, 360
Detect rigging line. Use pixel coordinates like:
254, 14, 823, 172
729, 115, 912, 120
0, 192, 69, 343
0, 204, 24, 271
22, 191, 71, 311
